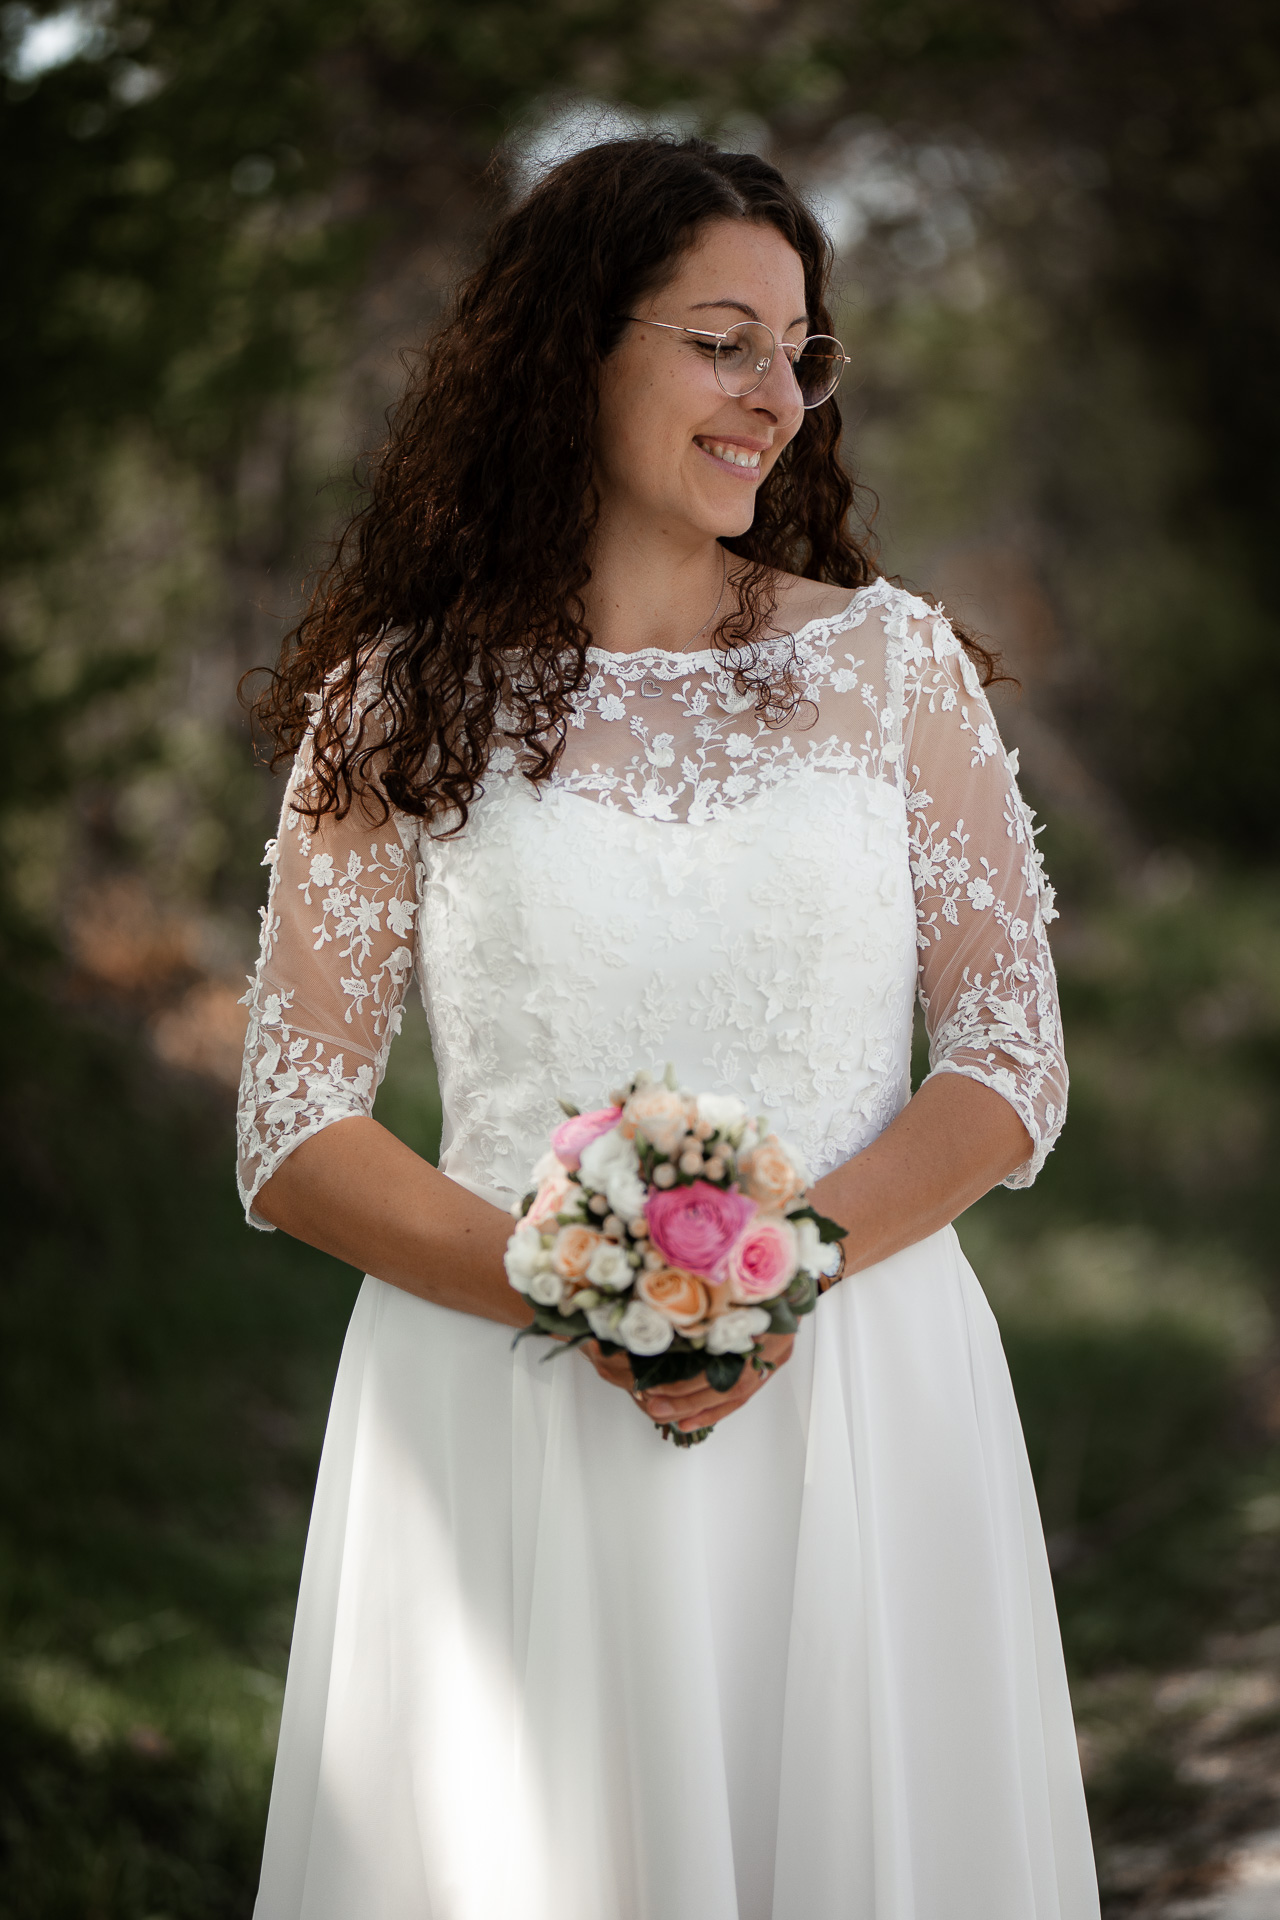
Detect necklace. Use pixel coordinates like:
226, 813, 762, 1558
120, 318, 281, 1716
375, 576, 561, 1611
682, 546, 728, 654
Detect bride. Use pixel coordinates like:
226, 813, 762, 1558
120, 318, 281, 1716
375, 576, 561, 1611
238, 135, 1099, 1918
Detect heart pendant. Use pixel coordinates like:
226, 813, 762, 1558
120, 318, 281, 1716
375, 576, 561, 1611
640, 677, 663, 699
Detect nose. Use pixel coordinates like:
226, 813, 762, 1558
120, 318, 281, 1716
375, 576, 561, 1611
749, 344, 804, 422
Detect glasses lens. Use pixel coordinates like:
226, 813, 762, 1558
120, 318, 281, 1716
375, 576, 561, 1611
794, 337, 846, 407
714, 322, 774, 396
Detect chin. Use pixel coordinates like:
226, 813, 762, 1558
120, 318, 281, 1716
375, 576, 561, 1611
697, 498, 757, 541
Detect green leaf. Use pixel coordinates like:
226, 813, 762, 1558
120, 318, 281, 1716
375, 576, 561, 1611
785, 1271, 818, 1315
538, 1329, 593, 1360
768, 1298, 799, 1335
630, 1347, 710, 1392
704, 1352, 746, 1393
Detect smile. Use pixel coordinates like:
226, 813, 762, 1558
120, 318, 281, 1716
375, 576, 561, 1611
695, 438, 763, 475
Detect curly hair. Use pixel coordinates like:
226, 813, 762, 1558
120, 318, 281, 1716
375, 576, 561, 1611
254, 135, 1001, 829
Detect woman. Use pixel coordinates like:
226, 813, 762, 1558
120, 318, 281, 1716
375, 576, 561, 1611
238, 136, 1098, 1918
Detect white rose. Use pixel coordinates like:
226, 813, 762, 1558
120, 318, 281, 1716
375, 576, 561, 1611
695, 1091, 748, 1141
605, 1164, 647, 1223
504, 1227, 547, 1294
617, 1300, 675, 1356
585, 1240, 633, 1293
579, 1128, 640, 1189
530, 1147, 565, 1185
527, 1267, 565, 1308
705, 1307, 771, 1354
794, 1217, 841, 1279
586, 1299, 626, 1343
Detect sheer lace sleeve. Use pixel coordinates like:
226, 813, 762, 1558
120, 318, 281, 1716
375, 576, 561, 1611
235, 707, 422, 1228
901, 609, 1066, 1188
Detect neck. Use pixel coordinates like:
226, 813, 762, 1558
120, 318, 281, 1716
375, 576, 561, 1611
580, 511, 730, 656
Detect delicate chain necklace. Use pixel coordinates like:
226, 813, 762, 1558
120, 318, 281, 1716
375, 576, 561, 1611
681, 546, 728, 654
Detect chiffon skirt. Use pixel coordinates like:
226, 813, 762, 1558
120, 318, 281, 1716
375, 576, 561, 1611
253, 1222, 1099, 1920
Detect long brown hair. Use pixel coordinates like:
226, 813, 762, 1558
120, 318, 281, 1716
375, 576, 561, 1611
255, 135, 999, 829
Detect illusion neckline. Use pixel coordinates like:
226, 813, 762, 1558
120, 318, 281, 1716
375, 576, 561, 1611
582, 582, 875, 670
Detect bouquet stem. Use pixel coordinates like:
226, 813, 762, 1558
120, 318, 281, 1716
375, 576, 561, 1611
660, 1422, 715, 1447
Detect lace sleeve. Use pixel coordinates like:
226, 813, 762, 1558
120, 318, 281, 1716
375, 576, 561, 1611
901, 608, 1067, 1188
235, 715, 422, 1228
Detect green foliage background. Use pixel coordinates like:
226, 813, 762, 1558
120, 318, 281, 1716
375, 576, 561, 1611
2, 2, 1279, 1911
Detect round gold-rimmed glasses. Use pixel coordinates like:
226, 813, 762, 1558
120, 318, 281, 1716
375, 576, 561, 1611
621, 316, 850, 408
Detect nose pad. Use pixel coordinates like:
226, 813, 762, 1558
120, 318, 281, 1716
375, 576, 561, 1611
753, 345, 804, 417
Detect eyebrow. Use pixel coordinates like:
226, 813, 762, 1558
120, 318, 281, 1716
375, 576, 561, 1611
689, 299, 809, 330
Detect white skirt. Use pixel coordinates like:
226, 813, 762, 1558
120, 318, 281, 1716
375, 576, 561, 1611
254, 1223, 1099, 1920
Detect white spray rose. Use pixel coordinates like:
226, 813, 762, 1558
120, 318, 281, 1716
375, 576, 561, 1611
794, 1216, 841, 1279
618, 1299, 675, 1356
705, 1307, 771, 1355
586, 1299, 626, 1343
527, 1267, 565, 1308
504, 1227, 548, 1294
695, 1092, 748, 1141
585, 1240, 633, 1293
579, 1128, 640, 1191
605, 1164, 648, 1224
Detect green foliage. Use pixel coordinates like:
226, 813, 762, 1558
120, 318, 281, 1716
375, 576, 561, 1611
0, 1686, 262, 1920
0, 0, 360, 508
0, 980, 359, 1910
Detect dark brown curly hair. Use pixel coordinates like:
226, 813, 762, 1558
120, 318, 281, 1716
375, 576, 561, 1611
255, 135, 1000, 830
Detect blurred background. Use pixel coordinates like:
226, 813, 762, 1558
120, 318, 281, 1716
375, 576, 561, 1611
2, 2, 1279, 1913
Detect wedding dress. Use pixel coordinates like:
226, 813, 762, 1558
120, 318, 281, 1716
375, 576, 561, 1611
237, 578, 1099, 1919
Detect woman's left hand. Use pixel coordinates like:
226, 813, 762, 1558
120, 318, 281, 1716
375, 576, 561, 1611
582, 1333, 796, 1434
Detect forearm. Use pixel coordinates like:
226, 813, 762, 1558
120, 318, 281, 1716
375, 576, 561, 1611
253, 1116, 526, 1327
809, 1073, 1032, 1278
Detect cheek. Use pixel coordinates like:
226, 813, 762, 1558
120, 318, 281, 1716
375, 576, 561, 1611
598, 352, 707, 471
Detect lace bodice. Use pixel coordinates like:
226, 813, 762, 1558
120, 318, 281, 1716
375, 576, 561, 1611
236, 579, 1065, 1226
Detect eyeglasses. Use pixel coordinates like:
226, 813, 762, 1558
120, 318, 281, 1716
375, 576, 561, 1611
621, 316, 850, 408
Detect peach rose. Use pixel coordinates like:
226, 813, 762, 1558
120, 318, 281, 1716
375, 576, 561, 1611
623, 1085, 690, 1157
636, 1266, 711, 1329
526, 1171, 576, 1227
551, 1224, 605, 1281
738, 1134, 805, 1211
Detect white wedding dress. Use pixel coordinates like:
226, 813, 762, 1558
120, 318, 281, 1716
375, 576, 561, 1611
237, 579, 1099, 1919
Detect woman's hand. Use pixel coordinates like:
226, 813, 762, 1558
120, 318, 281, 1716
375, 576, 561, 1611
581, 1333, 796, 1435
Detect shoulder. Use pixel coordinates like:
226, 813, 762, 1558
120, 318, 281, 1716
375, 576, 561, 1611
764, 571, 962, 654
766, 571, 863, 630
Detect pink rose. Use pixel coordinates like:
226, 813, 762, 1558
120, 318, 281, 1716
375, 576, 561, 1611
645, 1180, 757, 1279
723, 1215, 799, 1303
551, 1106, 623, 1170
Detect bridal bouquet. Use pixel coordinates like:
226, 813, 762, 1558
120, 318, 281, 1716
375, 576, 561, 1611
505, 1068, 845, 1445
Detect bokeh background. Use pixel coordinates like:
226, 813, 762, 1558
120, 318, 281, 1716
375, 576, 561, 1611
3, 3, 1279, 1913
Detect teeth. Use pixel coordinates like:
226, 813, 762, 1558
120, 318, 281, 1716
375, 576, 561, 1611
701, 440, 761, 469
